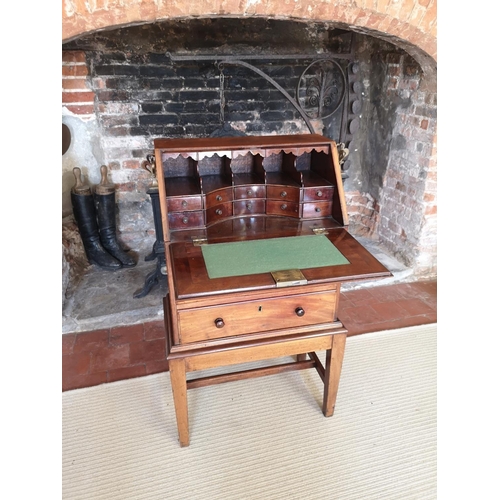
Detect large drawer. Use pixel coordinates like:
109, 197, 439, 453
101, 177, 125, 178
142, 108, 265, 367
177, 290, 337, 344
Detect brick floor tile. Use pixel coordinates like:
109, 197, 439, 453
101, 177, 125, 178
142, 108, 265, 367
62, 333, 76, 356
338, 304, 387, 326
397, 298, 436, 316
74, 329, 109, 353
144, 320, 166, 340
370, 301, 408, 322
146, 359, 170, 375
63, 372, 107, 392
342, 288, 379, 307
110, 324, 144, 345
107, 364, 147, 383
90, 344, 130, 373
62, 352, 91, 378
130, 339, 166, 364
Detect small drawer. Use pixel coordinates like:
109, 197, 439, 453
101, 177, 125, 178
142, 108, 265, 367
266, 185, 301, 203
178, 291, 337, 343
302, 201, 333, 218
233, 199, 266, 216
234, 185, 266, 200
168, 211, 205, 230
206, 188, 233, 207
303, 186, 334, 202
266, 200, 301, 218
206, 202, 233, 224
167, 195, 203, 212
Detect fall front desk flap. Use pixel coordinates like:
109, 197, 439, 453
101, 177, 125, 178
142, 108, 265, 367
201, 235, 350, 279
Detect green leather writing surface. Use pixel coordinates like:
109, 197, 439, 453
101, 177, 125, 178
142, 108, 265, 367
201, 235, 350, 279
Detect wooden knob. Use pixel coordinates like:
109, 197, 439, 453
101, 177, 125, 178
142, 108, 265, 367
216, 195, 222, 201
72, 167, 91, 195
214, 318, 225, 328
95, 165, 114, 194
215, 209, 223, 216
247, 189, 253, 196
280, 191, 287, 197
246, 203, 252, 210
316, 190, 323, 197
182, 217, 189, 224
315, 207, 321, 213
295, 307, 305, 317
280, 204, 287, 210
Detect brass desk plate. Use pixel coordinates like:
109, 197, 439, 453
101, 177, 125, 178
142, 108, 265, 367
271, 269, 308, 287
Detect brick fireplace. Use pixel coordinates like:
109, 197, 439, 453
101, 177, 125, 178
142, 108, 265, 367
62, 2, 437, 389
62, 2, 436, 282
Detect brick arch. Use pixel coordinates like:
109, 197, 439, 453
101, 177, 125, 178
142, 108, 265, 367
62, 0, 436, 63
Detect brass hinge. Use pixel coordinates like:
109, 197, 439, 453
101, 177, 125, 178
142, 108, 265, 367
192, 237, 208, 246
312, 227, 329, 235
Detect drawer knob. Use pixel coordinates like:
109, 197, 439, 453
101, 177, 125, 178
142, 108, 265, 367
181, 200, 188, 208
315, 207, 321, 213
214, 318, 225, 328
316, 190, 323, 197
215, 209, 223, 216
246, 203, 252, 210
216, 195, 222, 201
280, 191, 287, 197
281, 203, 287, 210
247, 189, 253, 196
295, 307, 305, 317
182, 217, 189, 224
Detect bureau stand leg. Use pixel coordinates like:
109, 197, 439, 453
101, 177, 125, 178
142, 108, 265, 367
169, 358, 189, 447
322, 333, 347, 417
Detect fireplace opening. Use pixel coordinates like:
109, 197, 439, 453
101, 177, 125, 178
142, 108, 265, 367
62, 16, 436, 332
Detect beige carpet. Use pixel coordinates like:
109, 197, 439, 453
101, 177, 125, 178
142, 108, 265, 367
62, 324, 437, 500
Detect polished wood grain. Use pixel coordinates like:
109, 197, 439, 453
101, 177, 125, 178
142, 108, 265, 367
154, 134, 391, 446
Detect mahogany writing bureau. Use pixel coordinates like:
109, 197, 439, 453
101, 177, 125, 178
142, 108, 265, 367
153, 134, 391, 446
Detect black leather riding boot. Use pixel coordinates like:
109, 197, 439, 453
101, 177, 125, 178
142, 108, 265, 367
94, 165, 137, 267
70, 168, 122, 271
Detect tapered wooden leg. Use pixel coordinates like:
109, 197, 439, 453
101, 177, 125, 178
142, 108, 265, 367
322, 333, 347, 417
169, 358, 189, 447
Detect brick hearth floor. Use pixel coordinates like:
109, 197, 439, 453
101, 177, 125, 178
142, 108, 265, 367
62, 279, 437, 392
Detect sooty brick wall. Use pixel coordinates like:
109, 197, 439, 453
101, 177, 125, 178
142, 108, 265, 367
62, 19, 436, 278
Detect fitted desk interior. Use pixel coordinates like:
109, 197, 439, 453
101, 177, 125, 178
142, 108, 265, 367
154, 134, 391, 446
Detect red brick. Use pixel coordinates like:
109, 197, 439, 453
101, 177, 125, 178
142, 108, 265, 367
90, 344, 130, 373
62, 333, 76, 356
122, 160, 141, 170
370, 301, 408, 322
342, 288, 378, 307
144, 321, 166, 340
63, 372, 107, 392
74, 329, 109, 353
62, 51, 86, 63
146, 359, 170, 375
63, 104, 95, 115
110, 324, 144, 345
63, 352, 91, 378
107, 364, 147, 383
62, 65, 88, 77
62, 78, 89, 90
397, 298, 435, 316
129, 339, 166, 364
62, 91, 95, 103
338, 304, 387, 326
